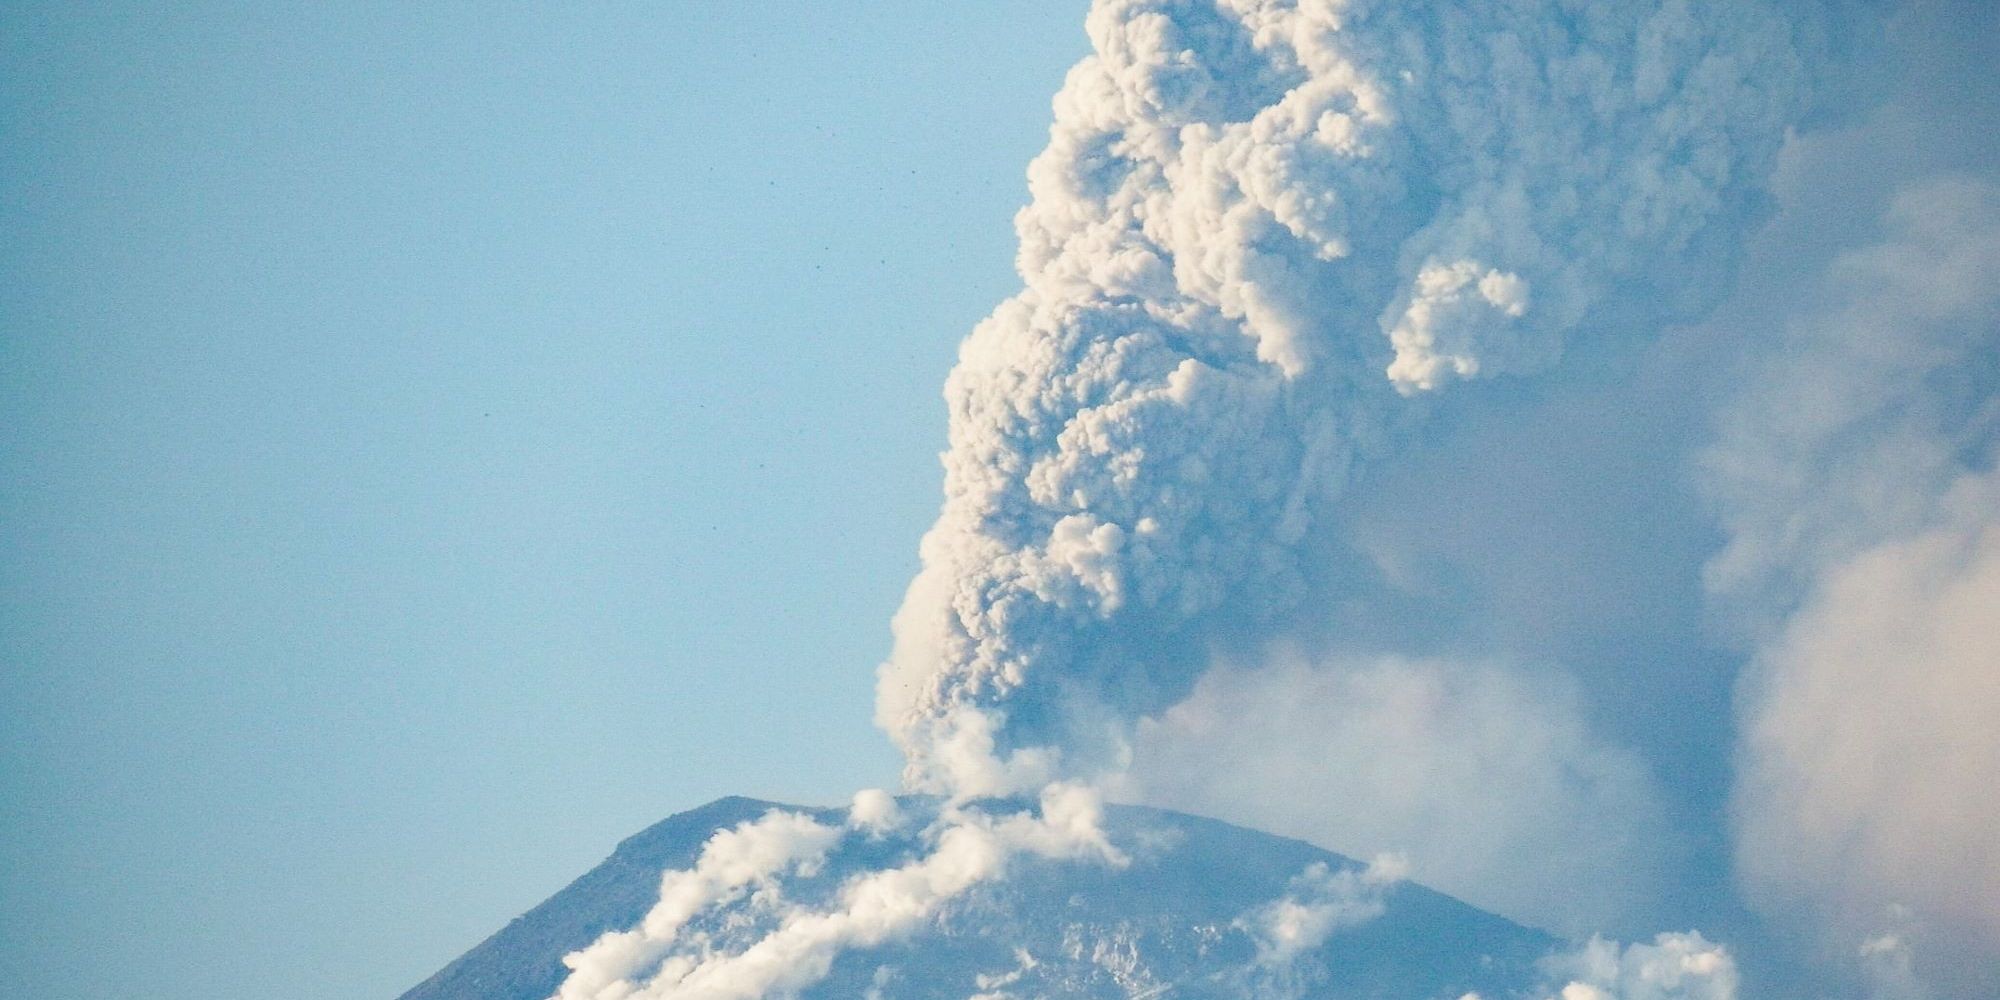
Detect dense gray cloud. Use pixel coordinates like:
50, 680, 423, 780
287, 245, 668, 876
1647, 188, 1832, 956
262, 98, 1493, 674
879, 0, 1828, 795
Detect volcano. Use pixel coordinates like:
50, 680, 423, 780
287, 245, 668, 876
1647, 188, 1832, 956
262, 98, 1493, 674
399, 796, 1561, 1000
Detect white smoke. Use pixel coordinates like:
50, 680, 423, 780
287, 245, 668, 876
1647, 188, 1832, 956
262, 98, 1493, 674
878, 0, 1823, 796
1703, 176, 2000, 991
1453, 935, 1741, 1000
1118, 655, 1674, 938
847, 789, 902, 837
553, 786, 1122, 1000
1239, 854, 1406, 966
554, 808, 848, 1000
1857, 921, 1930, 1000
1535, 932, 1741, 1000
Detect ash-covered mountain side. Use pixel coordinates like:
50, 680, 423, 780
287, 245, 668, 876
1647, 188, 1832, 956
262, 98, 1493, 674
402, 796, 1559, 1000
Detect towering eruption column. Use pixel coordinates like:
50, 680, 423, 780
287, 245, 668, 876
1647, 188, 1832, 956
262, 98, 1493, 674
877, 0, 1821, 796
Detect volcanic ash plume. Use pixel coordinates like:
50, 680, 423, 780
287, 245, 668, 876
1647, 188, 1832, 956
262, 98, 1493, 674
550, 1, 1860, 997
877, 0, 1823, 795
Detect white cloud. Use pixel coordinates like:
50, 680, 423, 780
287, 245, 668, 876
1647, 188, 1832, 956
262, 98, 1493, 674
1120, 654, 1673, 937
1238, 854, 1406, 966
1539, 933, 1739, 1000
1384, 260, 1532, 391
551, 786, 1123, 1000
1703, 176, 2000, 990
847, 789, 902, 837
1732, 472, 2000, 979
553, 809, 845, 1000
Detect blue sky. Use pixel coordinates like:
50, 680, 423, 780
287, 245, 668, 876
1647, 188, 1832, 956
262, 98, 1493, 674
2, 4, 1085, 998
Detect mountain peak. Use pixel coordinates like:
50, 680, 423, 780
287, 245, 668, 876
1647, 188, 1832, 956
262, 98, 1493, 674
401, 796, 1555, 1000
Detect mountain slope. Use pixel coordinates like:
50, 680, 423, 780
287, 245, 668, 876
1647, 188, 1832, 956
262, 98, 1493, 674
399, 797, 1556, 1000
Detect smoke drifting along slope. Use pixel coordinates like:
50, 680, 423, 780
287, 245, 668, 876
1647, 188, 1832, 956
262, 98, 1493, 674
415, 797, 1593, 1000
876, 0, 1823, 795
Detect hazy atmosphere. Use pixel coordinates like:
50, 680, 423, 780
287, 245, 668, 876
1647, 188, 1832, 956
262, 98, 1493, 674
5, 3, 1997, 999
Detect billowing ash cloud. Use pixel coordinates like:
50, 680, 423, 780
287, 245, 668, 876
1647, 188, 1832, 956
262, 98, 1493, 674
1704, 176, 2000, 993
877, 0, 1826, 795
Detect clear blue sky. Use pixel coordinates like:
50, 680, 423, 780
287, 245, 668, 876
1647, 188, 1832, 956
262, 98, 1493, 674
1, 4, 1087, 998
